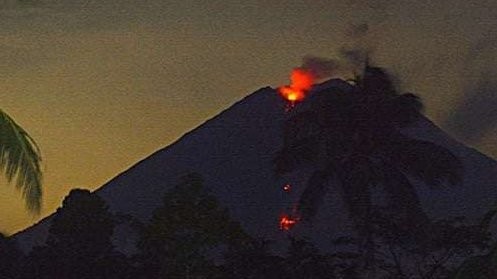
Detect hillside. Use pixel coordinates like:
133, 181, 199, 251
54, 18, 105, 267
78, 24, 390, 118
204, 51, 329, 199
14, 79, 497, 254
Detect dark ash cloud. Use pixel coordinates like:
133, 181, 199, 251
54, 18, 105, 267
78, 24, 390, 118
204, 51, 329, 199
301, 56, 341, 80
445, 35, 497, 144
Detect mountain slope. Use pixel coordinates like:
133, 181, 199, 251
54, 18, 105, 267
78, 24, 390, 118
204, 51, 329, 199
14, 79, 497, 253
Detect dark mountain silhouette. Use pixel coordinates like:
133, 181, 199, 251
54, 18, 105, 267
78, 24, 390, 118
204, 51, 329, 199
13, 78, 497, 255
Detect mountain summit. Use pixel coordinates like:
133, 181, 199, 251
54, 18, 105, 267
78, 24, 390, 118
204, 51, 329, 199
15, 79, 497, 254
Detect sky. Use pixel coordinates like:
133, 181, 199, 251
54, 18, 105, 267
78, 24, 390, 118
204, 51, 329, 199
1, 0, 496, 235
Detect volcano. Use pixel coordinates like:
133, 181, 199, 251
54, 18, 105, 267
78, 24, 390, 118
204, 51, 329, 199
14, 79, 497, 254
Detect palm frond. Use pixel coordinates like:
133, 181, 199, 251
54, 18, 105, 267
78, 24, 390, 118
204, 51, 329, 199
282, 110, 320, 144
382, 134, 463, 187
311, 89, 358, 128
274, 136, 319, 174
0, 110, 42, 213
378, 162, 429, 226
337, 156, 377, 233
360, 66, 397, 96
378, 93, 423, 127
297, 170, 331, 219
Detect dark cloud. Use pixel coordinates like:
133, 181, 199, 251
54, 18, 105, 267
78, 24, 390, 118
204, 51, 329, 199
299, 23, 372, 81
301, 56, 341, 80
341, 48, 369, 70
446, 79, 497, 143
445, 35, 497, 144
344, 23, 370, 38
340, 23, 371, 70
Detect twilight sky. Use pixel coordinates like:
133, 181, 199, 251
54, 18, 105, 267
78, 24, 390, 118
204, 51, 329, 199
1, 0, 496, 234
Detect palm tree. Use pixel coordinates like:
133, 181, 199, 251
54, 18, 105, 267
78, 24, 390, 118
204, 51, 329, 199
0, 109, 43, 213
274, 65, 462, 238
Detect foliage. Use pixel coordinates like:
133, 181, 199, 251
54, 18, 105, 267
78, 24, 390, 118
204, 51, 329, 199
47, 189, 114, 253
21, 189, 130, 279
222, 238, 287, 279
136, 173, 247, 278
222, 237, 357, 279
285, 237, 357, 279
330, 209, 494, 278
451, 207, 497, 279
452, 246, 497, 279
0, 109, 43, 212
0, 232, 24, 279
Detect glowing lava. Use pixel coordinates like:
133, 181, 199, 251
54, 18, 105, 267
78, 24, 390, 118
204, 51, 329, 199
280, 214, 297, 231
278, 68, 315, 104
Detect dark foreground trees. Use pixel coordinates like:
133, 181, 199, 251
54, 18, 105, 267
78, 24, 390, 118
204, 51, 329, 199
134, 173, 247, 278
21, 189, 130, 279
331, 210, 494, 278
0, 232, 24, 279
12, 173, 496, 278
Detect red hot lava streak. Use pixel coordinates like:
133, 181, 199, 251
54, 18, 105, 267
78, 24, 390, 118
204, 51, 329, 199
280, 214, 297, 231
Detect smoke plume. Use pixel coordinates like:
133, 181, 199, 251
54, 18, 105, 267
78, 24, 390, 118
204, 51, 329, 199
445, 35, 497, 145
301, 56, 340, 80
299, 23, 373, 82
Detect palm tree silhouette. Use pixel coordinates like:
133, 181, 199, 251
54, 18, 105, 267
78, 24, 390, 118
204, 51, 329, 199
274, 64, 462, 237
0, 109, 43, 213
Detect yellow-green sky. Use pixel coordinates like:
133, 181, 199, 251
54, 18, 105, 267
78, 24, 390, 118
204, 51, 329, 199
1, 0, 496, 235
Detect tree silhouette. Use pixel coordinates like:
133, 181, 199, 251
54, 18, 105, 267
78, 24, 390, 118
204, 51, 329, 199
0, 232, 23, 279
284, 237, 346, 279
0, 110, 43, 212
222, 237, 362, 278
330, 209, 494, 278
453, 245, 497, 279
222, 238, 287, 279
274, 65, 462, 249
22, 189, 128, 279
451, 207, 497, 279
136, 173, 247, 278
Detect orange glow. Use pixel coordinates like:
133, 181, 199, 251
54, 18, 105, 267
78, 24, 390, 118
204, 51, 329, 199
279, 86, 304, 102
283, 184, 291, 192
278, 68, 314, 104
280, 214, 297, 231
287, 92, 298, 101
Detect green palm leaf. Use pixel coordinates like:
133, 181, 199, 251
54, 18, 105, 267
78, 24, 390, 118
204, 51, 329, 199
378, 162, 429, 227
274, 136, 319, 174
337, 156, 377, 233
0, 109, 43, 213
382, 134, 463, 187
298, 170, 331, 218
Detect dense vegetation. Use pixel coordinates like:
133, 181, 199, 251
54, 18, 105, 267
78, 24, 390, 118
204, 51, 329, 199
0, 172, 495, 278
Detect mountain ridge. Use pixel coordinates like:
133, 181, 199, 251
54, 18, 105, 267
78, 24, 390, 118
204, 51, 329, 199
14, 80, 497, 254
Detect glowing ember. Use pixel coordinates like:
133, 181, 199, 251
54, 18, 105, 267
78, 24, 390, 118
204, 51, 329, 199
283, 184, 292, 192
280, 214, 297, 231
278, 68, 315, 104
